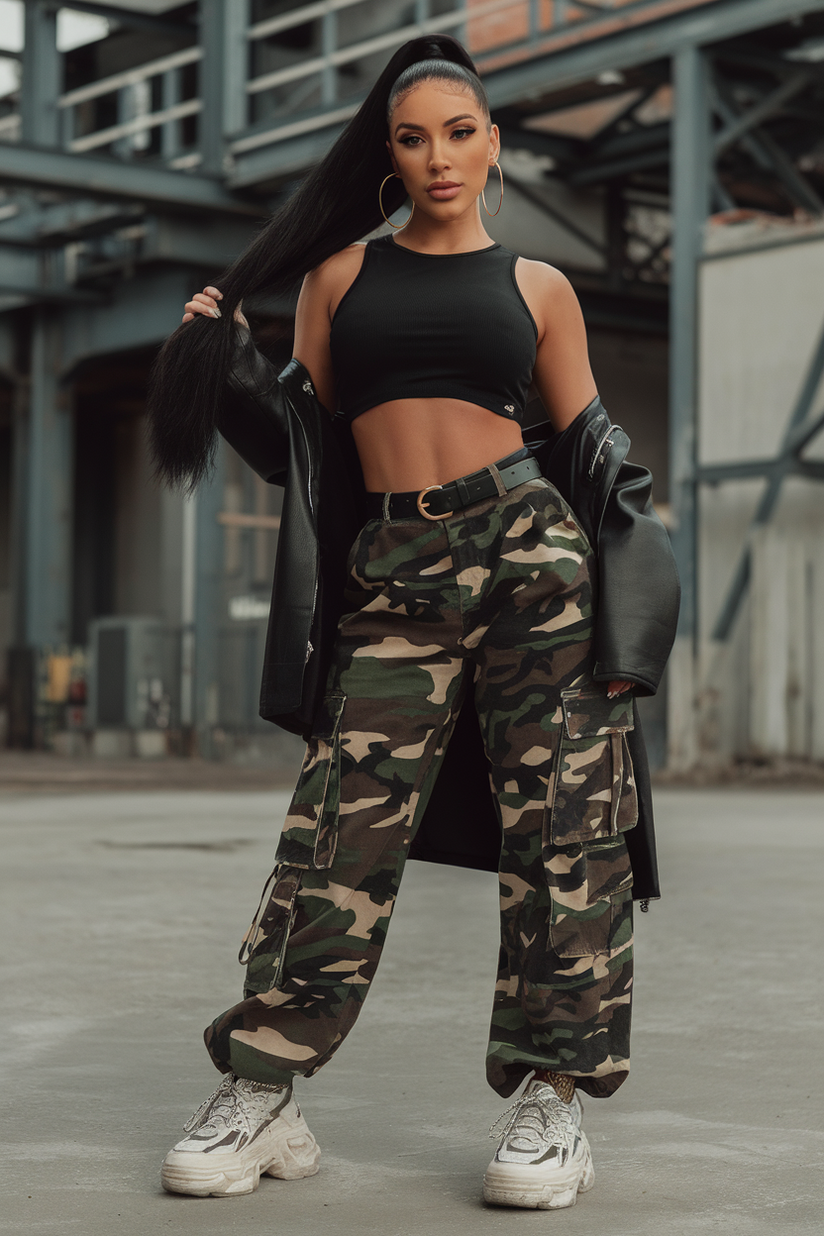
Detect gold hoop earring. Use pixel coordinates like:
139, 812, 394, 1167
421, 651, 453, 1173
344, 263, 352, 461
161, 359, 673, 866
379, 173, 414, 229
481, 161, 504, 218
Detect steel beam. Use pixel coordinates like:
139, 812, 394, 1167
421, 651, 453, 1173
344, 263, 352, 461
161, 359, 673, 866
568, 145, 671, 186
590, 84, 660, 147
590, 120, 672, 161
55, 264, 294, 374
20, 0, 59, 147
229, 122, 350, 188
0, 199, 145, 246
200, 0, 250, 176
8, 363, 28, 650
193, 446, 226, 754
482, 0, 824, 111
59, 267, 202, 374
699, 453, 824, 482
752, 124, 824, 214
495, 122, 578, 164
141, 214, 260, 268
670, 45, 711, 645
713, 70, 811, 153
566, 121, 672, 185
667, 43, 712, 767
711, 75, 824, 213
0, 144, 263, 216
0, 242, 104, 303
60, 2, 196, 38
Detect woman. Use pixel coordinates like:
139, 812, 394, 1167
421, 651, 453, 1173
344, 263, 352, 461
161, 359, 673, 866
149, 34, 678, 1211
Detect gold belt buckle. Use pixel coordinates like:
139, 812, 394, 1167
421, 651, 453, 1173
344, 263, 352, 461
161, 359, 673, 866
416, 484, 453, 521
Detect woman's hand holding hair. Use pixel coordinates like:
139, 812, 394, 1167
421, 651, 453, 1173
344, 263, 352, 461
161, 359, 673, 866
182, 286, 248, 328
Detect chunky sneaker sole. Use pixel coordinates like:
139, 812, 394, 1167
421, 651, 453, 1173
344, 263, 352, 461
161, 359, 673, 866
161, 1092, 320, 1197
483, 1080, 594, 1210
483, 1136, 594, 1209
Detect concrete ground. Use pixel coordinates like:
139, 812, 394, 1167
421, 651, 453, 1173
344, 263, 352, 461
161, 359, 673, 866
1, 786, 822, 1236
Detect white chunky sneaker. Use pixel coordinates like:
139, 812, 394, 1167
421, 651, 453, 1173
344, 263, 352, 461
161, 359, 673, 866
483, 1079, 594, 1210
161, 1074, 320, 1197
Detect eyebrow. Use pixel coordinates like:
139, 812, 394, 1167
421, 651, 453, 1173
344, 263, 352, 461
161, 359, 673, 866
394, 113, 478, 135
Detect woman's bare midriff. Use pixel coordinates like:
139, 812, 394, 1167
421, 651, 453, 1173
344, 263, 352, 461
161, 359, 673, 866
352, 398, 526, 492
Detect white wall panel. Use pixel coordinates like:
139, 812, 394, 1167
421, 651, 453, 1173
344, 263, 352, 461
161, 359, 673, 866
698, 237, 824, 465
697, 232, 824, 762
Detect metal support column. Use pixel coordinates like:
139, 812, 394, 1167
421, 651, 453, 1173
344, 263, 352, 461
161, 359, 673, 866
191, 447, 225, 755
199, 0, 249, 175
321, 9, 339, 107
8, 371, 29, 650
6, 364, 34, 748
667, 44, 711, 769
24, 310, 73, 650
20, 0, 60, 147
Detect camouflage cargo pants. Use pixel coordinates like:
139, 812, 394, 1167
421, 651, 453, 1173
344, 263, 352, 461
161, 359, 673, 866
205, 477, 637, 1099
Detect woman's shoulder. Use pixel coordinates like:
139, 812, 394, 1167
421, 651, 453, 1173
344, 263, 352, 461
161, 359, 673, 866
512, 257, 582, 333
311, 242, 369, 283
303, 243, 369, 308
514, 255, 573, 294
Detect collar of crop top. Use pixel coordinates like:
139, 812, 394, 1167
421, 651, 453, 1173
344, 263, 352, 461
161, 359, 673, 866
386, 235, 501, 257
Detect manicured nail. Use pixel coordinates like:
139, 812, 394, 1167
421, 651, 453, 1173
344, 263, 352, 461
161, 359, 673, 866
211, 307, 222, 318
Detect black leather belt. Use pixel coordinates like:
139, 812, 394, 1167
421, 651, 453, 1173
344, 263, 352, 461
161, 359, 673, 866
364, 448, 542, 521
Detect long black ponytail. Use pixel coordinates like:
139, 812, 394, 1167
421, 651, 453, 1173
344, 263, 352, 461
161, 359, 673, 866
148, 33, 489, 491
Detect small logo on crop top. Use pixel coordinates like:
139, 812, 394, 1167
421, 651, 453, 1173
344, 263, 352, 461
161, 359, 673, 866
504, 405, 515, 414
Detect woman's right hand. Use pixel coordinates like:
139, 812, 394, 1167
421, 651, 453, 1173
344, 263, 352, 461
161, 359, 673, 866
182, 286, 248, 328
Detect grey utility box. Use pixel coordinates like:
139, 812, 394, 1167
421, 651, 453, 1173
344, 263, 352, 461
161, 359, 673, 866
87, 616, 178, 731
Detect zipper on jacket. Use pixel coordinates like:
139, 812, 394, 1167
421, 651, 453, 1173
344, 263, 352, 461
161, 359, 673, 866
589, 422, 620, 479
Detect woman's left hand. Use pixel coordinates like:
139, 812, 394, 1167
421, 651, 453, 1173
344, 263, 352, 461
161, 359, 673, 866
607, 680, 633, 699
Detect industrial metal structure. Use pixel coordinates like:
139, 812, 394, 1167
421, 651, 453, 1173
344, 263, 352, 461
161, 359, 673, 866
2, 0, 824, 766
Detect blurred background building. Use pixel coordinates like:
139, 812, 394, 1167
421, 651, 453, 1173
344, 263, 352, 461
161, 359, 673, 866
1, 0, 823, 771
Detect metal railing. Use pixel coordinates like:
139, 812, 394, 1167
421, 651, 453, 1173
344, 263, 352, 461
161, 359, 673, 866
0, 0, 690, 173
54, 43, 202, 163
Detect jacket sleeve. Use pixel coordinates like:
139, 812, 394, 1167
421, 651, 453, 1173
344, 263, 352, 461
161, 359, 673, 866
217, 324, 290, 485
591, 460, 681, 695
524, 402, 680, 697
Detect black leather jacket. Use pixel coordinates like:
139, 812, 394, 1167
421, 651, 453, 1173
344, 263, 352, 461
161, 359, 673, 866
219, 326, 680, 902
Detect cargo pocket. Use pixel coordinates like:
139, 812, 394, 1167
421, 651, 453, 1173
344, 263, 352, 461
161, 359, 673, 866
549, 684, 638, 846
275, 690, 346, 871
548, 835, 634, 958
239, 864, 302, 995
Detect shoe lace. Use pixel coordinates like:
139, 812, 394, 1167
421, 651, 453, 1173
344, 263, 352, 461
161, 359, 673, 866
489, 1086, 577, 1147
183, 1075, 245, 1135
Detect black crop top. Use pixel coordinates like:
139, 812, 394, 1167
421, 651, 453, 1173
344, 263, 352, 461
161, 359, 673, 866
329, 234, 538, 424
